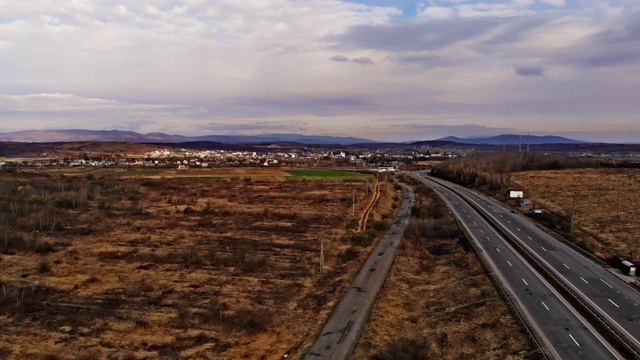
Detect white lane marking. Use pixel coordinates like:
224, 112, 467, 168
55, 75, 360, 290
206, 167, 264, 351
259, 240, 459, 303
563, 264, 570, 269
522, 278, 528, 286
580, 277, 589, 284
417, 176, 623, 359
600, 279, 614, 289
499, 215, 503, 218
527, 236, 532, 240
496, 248, 501, 253
569, 334, 580, 347
507, 261, 513, 267
507, 221, 511, 224
467, 215, 471, 218
480, 229, 484, 233
541, 247, 547, 252
516, 228, 521, 231
609, 299, 620, 308
492, 210, 496, 213
542, 301, 549, 311
473, 221, 476, 224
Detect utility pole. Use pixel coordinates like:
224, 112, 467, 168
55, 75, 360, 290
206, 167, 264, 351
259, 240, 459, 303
570, 194, 577, 233
352, 187, 355, 217
519, 136, 522, 152
319, 236, 325, 271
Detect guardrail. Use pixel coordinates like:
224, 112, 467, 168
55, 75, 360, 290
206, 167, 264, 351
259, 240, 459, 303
421, 173, 640, 360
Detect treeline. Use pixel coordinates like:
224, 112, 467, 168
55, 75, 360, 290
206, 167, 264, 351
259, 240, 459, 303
431, 152, 599, 189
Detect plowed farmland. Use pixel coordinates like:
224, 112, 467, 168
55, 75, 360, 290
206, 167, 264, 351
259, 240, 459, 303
0, 169, 398, 359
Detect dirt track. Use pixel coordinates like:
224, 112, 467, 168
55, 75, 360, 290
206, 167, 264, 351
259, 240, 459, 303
357, 182, 381, 232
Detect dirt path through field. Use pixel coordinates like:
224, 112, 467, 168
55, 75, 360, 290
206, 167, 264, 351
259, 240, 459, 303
357, 182, 381, 232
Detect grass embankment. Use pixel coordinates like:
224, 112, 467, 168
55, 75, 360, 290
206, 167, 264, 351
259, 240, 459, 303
351, 184, 537, 360
285, 169, 373, 181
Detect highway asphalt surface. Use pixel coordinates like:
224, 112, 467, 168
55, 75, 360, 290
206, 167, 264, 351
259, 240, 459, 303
411, 172, 623, 360
305, 182, 414, 360
423, 172, 640, 355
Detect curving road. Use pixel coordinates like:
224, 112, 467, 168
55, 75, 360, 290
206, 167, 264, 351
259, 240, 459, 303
305, 182, 414, 360
411, 172, 623, 360
420, 172, 640, 356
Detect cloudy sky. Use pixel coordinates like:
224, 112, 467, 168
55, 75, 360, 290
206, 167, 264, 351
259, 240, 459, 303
1, 0, 639, 142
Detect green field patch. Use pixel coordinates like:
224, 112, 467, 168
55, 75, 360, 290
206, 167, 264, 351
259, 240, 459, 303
172, 176, 223, 181
285, 169, 373, 181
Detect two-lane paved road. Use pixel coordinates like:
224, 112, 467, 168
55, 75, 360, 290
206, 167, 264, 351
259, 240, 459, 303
305, 182, 414, 359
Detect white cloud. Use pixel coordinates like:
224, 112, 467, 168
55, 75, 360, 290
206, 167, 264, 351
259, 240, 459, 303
417, 6, 455, 19
0, 93, 183, 112
0, 1, 638, 141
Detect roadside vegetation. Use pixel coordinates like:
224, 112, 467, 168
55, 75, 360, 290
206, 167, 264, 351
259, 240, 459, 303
351, 183, 537, 360
431, 152, 599, 191
430, 152, 640, 267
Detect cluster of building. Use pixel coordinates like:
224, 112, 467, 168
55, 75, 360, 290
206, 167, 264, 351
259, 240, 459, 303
0, 145, 463, 169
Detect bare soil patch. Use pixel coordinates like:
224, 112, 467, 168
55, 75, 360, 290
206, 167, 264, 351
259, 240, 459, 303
0, 169, 398, 359
351, 185, 536, 360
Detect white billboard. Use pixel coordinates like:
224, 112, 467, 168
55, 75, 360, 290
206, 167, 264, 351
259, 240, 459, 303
510, 191, 524, 198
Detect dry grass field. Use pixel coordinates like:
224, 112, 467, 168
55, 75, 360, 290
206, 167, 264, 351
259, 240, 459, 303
511, 168, 640, 261
351, 185, 536, 360
0, 168, 397, 359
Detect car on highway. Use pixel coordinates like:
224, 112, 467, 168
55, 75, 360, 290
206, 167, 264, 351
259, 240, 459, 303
510, 209, 518, 214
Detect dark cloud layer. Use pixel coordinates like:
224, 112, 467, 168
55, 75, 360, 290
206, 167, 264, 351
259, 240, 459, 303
330, 55, 349, 62
515, 66, 544, 77
353, 57, 374, 64
328, 17, 537, 52
554, 11, 640, 68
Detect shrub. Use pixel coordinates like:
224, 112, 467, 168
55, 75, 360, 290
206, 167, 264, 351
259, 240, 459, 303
372, 336, 432, 360
34, 240, 53, 254
223, 307, 273, 334
371, 220, 390, 232
38, 259, 51, 273
176, 304, 191, 328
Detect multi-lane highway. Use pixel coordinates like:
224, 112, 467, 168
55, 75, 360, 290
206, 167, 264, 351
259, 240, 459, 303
417, 172, 640, 356
411, 172, 623, 359
305, 182, 414, 359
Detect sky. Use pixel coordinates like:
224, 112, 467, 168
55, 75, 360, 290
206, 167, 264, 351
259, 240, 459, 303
0, 0, 639, 143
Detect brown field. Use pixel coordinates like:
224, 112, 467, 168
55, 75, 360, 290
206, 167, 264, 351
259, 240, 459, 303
351, 186, 536, 360
0, 168, 399, 359
18, 166, 293, 181
0, 142, 170, 160
511, 168, 640, 261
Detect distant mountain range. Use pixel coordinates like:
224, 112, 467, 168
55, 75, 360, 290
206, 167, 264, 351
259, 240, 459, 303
436, 134, 585, 145
0, 130, 590, 146
0, 130, 376, 145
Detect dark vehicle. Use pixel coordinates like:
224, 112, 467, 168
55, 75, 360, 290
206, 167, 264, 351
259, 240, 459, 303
510, 209, 518, 214
621, 260, 636, 276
